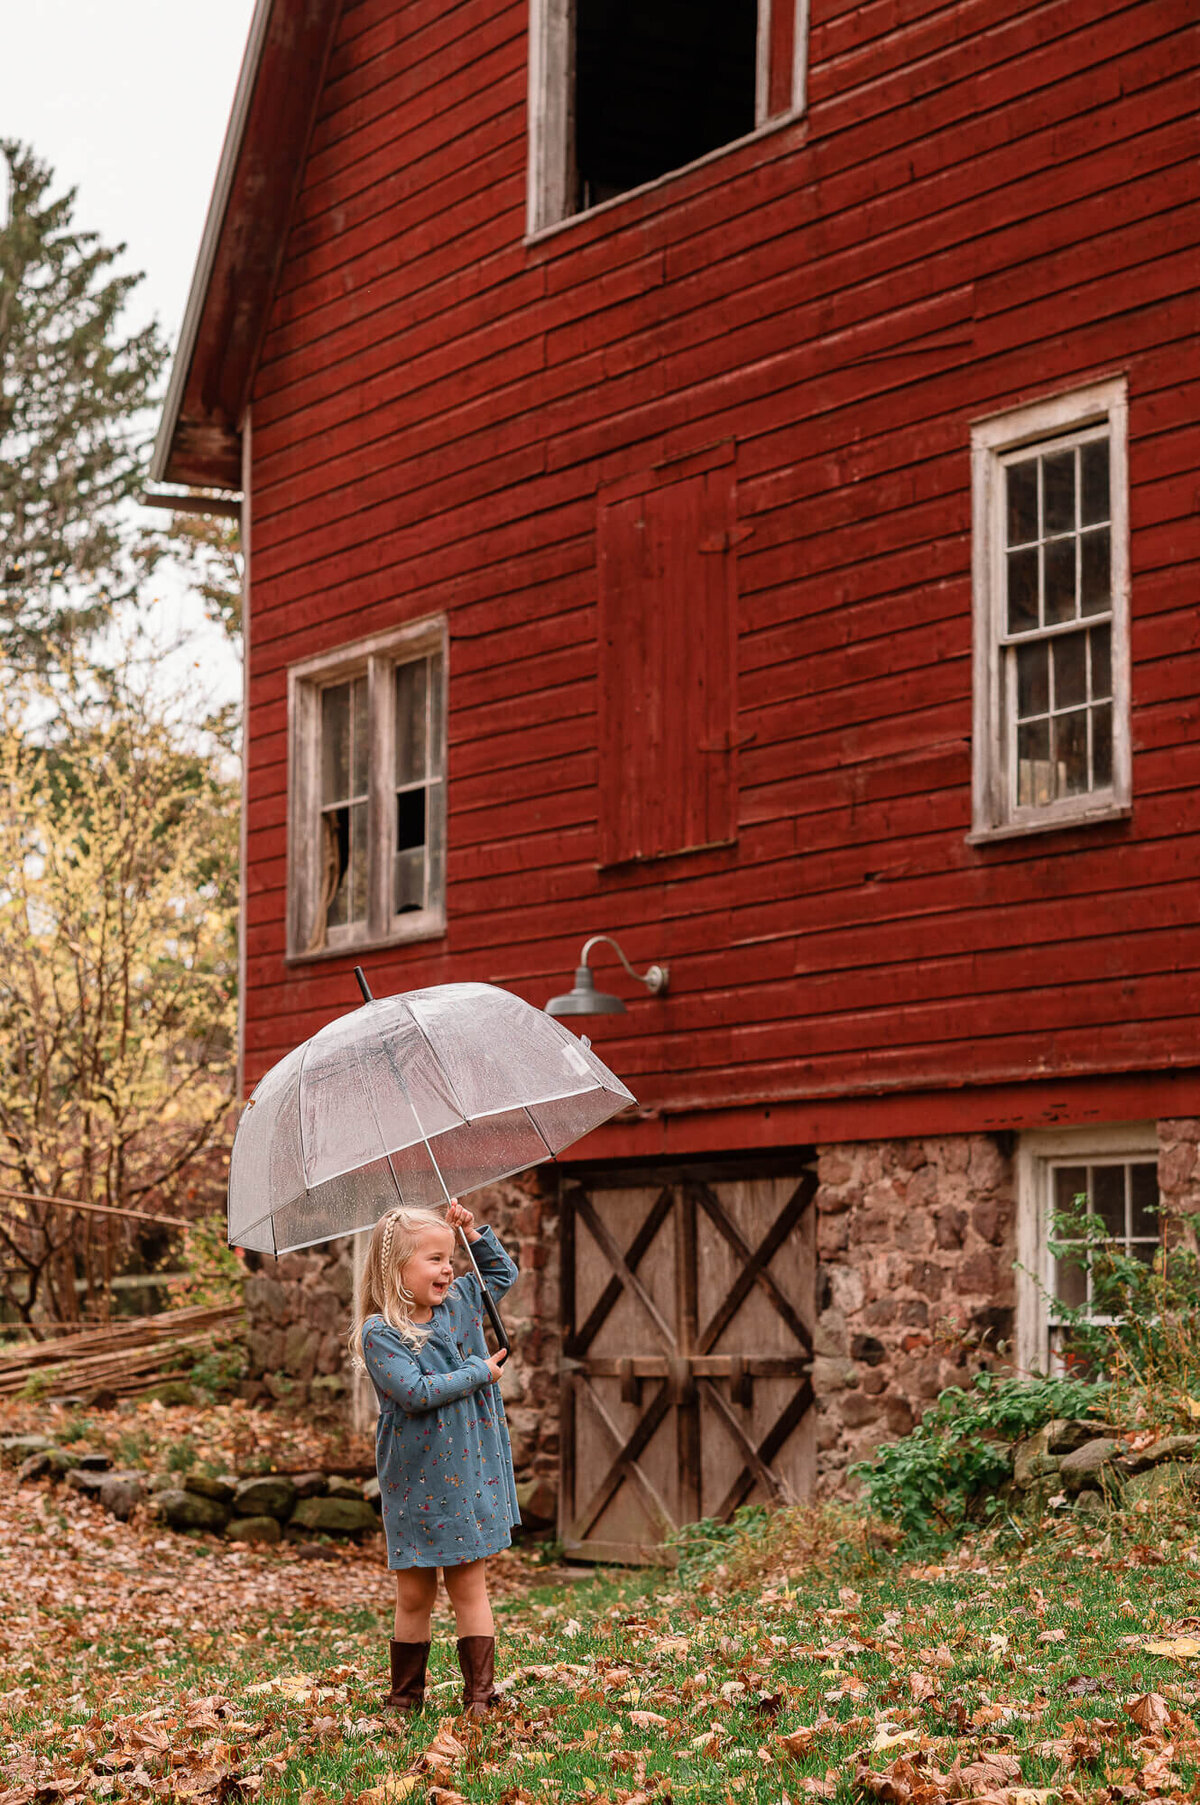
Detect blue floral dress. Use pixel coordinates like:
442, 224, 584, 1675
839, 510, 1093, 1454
362, 1225, 522, 1570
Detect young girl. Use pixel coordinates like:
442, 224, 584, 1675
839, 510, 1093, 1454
348, 1198, 521, 1718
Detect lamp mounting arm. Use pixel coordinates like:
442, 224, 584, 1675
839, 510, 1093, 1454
580, 935, 669, 996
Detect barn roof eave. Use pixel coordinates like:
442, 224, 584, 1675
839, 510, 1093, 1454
150, 0, 344, 491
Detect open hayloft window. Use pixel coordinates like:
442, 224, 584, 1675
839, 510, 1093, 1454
528, 0, 808, 232
287, 619, 447, 959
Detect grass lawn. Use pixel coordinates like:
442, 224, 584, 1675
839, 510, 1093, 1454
2, 1449, 1200, 1804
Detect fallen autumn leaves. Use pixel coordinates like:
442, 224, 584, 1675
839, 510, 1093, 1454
3, 1414, 1200, 1805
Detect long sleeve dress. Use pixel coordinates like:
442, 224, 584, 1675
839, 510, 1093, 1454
362, 1224, 522, 1570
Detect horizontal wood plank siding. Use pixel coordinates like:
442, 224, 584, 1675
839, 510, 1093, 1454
241, 0, 1200, 1144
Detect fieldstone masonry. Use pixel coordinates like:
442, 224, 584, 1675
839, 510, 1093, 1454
812, 1133, 1016, 1494
242, 1140, 1025, 1506
1158, 1118, 1200, 1223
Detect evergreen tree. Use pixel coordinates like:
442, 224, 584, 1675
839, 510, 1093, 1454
0, 141, 166, 663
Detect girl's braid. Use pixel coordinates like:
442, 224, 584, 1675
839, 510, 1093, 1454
380, 1207, 401, 1275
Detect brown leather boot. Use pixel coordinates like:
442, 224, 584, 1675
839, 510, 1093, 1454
385, 1640, 429, 1713
456, 1635, 500, 1717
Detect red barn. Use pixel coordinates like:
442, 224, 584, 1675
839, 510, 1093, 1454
153, 0, 1200, 1558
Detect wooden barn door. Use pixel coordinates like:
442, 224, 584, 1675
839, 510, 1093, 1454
559, 1163, 816, 1564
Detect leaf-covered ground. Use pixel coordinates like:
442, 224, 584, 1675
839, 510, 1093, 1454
2, 1409, 1200, 1805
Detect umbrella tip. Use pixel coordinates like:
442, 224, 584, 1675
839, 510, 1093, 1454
353, 966, 374, 1004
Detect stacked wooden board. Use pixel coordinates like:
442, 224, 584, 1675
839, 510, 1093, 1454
0, 1304, 243, 1400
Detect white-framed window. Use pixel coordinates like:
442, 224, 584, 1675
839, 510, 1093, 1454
527, 0, 808, 235
287, 620, 447, 959
1015, 1124, 1160, 1374
970, 377, 1131, 840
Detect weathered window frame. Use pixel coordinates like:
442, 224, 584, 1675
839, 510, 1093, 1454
1015, 1123, 1159, 1375
527, 0, 809, 237
286, 618, 448, 961
970, 377, 1131, 841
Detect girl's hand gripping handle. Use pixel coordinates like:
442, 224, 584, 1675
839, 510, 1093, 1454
484, 1347, 508, 1382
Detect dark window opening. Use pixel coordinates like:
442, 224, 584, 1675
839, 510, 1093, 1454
394, 789, 427, 914
575, 0, 759, 210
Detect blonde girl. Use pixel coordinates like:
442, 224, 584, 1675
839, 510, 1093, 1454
348, 1199, 520, 1717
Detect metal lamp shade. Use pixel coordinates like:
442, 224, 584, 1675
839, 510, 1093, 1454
228, 981, 635, 1256
545, 966, 626, 1016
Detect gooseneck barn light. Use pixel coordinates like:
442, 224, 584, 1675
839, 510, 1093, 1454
545, 935, 669, 1017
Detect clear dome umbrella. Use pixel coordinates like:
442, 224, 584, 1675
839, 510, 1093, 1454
227, 971, 636, 1349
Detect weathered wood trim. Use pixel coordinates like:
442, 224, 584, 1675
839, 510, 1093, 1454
525, 0, 808, 240
1014, 1121, 1158, 1375
285, 616, 447, 960
970, 375, 1130, 841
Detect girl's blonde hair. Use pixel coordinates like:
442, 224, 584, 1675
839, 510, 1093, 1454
347, 1204, 455, 1366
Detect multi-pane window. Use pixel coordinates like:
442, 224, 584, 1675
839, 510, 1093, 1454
971, 379, 1130, 838
288, 623, 447, 957
1004, 435, 1113, 808
1047, 1157, 1160, 1367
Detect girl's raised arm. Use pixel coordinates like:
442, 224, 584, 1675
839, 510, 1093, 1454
364, 1323, 492, 1416
458, 1223, 519, 1302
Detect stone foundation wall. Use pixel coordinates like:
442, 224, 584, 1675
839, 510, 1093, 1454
812, 1134, 1016, 1494
241, 1172, 562, 1489
243, 1136, 1024, 1505
1157, 1118, 1200, 1222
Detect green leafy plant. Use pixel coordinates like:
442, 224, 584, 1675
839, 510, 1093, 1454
1047, 1198, 1200, 1429
164, 1434, 198, 1475
849, 1369, 1106, 1541
187, 1342, 247, 1402
176, 1216, 246, 1311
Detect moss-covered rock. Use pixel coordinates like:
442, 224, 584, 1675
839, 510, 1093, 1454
225, 1514, 282, 1544
154, 1488, 230, 1532
289, 1496, 378, 1536
233, 1475, 296, 1520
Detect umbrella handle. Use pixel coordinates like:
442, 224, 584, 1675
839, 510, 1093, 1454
456, 1224, 510, 1355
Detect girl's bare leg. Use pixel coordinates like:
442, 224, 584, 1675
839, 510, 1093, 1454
394, 1567, 438, 1642
442, 1557, 495, 1639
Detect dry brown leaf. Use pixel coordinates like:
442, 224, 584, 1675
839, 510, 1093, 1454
355, 1778, 421, 1805
628, 1711, 669, 1729
1035, 1628, 1067, 1645
958, 1751, 1022, 1791
907, 1671, 937, 1702
1141, 1636, 1200, 1659
1126, 1691, 1170, 1735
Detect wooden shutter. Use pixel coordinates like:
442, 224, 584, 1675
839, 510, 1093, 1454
597, 457, 739, 866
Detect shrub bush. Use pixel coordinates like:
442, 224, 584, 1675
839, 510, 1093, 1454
848, 1369, 1106, 1541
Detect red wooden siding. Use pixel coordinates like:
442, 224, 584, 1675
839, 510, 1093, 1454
597, 453, 738, 865
240, 0, 1200, 1149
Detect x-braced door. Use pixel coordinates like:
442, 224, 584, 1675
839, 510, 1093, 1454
558, 1164, 816, 1564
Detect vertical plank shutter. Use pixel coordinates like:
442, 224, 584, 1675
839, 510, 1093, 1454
598, 466, 738, 866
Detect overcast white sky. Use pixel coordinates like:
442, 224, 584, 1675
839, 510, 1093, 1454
2, 0, 258, 706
